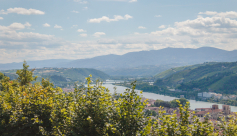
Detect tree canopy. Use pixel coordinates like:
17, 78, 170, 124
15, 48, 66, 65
16, 61, 37, 86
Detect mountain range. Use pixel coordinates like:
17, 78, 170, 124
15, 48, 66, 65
1, 47, 237, 76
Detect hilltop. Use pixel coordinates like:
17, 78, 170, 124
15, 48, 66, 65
154, 62, 237, 94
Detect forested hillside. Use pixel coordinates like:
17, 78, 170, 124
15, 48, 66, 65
1, 67, 110, 88
154, 62, 237, 94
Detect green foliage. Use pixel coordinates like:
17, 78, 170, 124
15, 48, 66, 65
0, 72, 4, 80
150, 101, 215, 136
145, 109, 157, 117
154, 100, 172, 108
1, 62, 237, 135
154, 62, 237, 95
16, 61, 37, 86
41, 78, 54, 88
49, 75, 67, 82
0, 72, 4, 91
154, 98, 190, 108
0, 76, 58, 135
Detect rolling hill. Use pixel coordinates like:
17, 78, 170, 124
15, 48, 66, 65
2, 68, 110, 88
154, 62, 237, 94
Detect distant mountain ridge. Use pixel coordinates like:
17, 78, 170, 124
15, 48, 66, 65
0, 59, 72, 70
65, 47, 237, 69
1, 47, 237, 76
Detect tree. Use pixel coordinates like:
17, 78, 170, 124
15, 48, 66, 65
16, 61, 37, 86
171, 98, 190, 108
0, 72, 4, 91
0, 72, 4, 80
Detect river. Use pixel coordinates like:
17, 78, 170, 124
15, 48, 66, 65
102, 80, 237, 112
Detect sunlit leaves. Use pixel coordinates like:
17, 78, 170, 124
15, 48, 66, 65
1, 62, 237, 135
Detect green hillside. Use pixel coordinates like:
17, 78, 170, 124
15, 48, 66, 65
1, 68, 110, 88
154, 62, 218, 79
154, 62, 237, 94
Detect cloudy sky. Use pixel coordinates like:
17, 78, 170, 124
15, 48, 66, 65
0, 0, 237, 63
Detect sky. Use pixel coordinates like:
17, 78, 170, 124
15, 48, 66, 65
0, 0, 237, 63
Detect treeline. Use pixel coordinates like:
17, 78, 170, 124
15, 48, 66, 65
1, 62, 237, 135
153, 98, 189, 108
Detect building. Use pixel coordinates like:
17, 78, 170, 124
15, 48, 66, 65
198, 92, 222, 99
148, 99, 156, 105
202, 92, 213, 98
222, 105, 231, 115
195, 105, 231, 119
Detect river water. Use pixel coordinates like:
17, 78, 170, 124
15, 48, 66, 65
102, 80, 237, 112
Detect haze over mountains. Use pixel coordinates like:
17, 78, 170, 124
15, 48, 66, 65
1, 47, 237, 76
66, 47, 237, 69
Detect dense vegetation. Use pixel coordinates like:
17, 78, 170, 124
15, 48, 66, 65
1, 62, 237, 135
1, 67, 110, 88
154, 62, 237, 94
153, 98, 189, 108
100, 64, 184, 77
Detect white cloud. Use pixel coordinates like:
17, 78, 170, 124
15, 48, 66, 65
83, 7, 88, 10
0, 7, 45, 15
8, 23, 25, 30
138, 26, 146, 29
73, 0, 87, 4
93, 32, 106, 37
149, 11, 237, 50
0, 23, 57, 46
24, 22, 31, 27
2, 11, 237, 63
71, 10, 79, 13
199, 11, 217, 16
43, 23, 50, 27
54, 24, 62, 29
80, 34, 87, 37
155, 15, 162, 17
199, 11, 237, 18
159, 25, 166, 29
89, 14, 133, 23
129, 0, 137, 3
77, 29, 86, 32
174, 16, 237, 29
0, 17, 3, 20
124, 14, 133, 20
71, 25, 78, 28
101, 0, 137, 2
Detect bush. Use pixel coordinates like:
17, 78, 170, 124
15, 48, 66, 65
1, 62, 237, 135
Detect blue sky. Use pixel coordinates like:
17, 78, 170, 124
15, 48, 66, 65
0, 0, 237, 63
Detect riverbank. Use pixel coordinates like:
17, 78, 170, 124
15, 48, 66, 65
113, 81, 237, 107
102, 82, 237, 112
